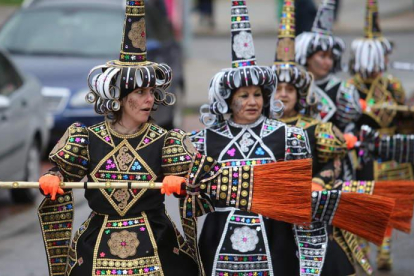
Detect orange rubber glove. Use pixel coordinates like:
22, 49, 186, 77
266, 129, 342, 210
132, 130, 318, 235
343, 133, 358, 149
359, 99, 367, 112
312, 183, 324, 191
161, 176, 186, 196
39, 175, 64, 200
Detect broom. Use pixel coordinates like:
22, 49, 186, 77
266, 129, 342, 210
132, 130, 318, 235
314, 191, 395, 245
0, 159, 314, 225
251, 159, 312, 224
343, 180, 414, 233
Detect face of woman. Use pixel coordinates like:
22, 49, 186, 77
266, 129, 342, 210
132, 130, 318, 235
306, 50, 334, 80
121, 87, 155, 126
230, 85, 264, 125
275, 82, 298, 118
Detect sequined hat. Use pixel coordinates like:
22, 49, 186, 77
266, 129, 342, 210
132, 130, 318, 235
272, 0, 314, 115
200, 0, 276, 126
295, 0, 345, 73
349, 0, 393, 77
86, 1, 175, 115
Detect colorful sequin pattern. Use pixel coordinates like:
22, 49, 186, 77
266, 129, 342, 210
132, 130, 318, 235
294, 222, 328, 276
202, 165, 253, 211
213, 210, 272, 276
342, 181, 374, 195
285, 126, 312, 160
119, 0, 147, 63
315, 122, 347, 163
93, 214, 163, 276
38, 192, 74, 276
161, 129, 193, 175
88, 122, 165, 216
311, 190, 341, 225
49, 122, 89, 182
231, 0, 257, 68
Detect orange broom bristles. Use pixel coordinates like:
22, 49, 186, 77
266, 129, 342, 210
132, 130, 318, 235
343, 180, 414, 233
251, 159, 313, 225
333, 193, 395, 245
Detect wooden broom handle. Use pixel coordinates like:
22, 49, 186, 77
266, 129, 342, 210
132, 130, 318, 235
0, 181, 163, 189
368, 104, 414, 113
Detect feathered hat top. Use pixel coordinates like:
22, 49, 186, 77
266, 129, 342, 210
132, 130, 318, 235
199, 0, 276, 126
295, 0, 345, 73
272, 0, 314, 115
85, 0, 175, 115
350, 0, 393, 77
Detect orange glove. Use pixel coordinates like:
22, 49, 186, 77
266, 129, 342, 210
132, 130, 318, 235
343, 133, 358, 149
359, 99, 367, 112
39, 175, 64, 200
161, 176, 186, 196
312, 183, 324, 191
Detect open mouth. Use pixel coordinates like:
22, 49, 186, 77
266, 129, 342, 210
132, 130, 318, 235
141, 108, 151, 112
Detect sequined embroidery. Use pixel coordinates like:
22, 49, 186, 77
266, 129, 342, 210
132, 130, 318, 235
107, 230, 140, 259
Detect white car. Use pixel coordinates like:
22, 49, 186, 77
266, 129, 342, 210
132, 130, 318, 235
0, 49, 50, 203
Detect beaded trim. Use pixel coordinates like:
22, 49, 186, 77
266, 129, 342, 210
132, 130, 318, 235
342, 181, 374, 195
285, 126, 312, 161
49, 122, 89, 182
211, 210, 273, 276
294, 222, 328, 276
38, 192, 74, 276
311, 191, 341, 225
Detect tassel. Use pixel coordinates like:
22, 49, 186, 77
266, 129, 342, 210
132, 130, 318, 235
251, 159, 313, 225
333, 193, 395, 245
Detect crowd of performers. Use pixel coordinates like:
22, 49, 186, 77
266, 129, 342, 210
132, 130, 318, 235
35, 0, 414, 275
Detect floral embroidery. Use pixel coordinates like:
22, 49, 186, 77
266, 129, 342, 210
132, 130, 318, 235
239, 132, 254, 152
107, 230, 139, 259
116, 146, 133, 171
255, 147, 265, 156
227, 148, 236, 157
128, 18, 146, 51
233, 31, 255, 59
230, 226, 259, 253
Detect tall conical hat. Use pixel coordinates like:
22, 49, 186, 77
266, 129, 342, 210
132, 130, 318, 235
350, 0, 393, 77
295, 0, 345, 73
199, 0, 276, 126
230, 1, 257, 68
85, 1, 175, 115
274, 0, 296, 65
364, 0, 382, 39
272, 0, 315, 116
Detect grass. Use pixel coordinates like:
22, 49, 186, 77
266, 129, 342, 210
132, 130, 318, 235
0, 0, 23, 5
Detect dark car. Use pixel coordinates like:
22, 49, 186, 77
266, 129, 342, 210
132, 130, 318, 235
0, 49, 50, 203
0, 0, 184, 145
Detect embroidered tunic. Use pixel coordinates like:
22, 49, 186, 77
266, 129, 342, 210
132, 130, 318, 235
38, 121, 199, 276
189, 116, 311, 276
313, 74, 361, 132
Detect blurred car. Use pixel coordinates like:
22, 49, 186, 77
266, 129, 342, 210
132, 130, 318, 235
0, 49, 50, 203
0, 0, 184, 146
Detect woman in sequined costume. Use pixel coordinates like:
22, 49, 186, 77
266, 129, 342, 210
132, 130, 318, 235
36, 2, 202, 275
189, 1, 313, 275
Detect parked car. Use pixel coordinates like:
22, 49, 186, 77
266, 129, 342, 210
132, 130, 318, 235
0, 0, 184, 146
0, 49, 50, 203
